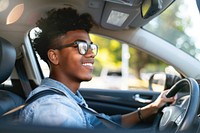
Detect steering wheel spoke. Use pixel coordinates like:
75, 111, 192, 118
159, 106, 185, 131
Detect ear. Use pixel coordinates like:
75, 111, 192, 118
47, 49, 59, 65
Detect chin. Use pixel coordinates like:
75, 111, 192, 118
82, 76, 93, 81
83, 78, 92, 81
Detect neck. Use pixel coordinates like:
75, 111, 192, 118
49, 73, 80, 93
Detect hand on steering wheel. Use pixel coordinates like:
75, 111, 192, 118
152, 90, 176, 111
154, 78, 200, 133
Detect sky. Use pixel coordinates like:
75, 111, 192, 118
184, 0, 200, 48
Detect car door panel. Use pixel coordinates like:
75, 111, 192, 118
80, 88, 160, 115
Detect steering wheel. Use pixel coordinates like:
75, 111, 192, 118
156, 78, 200, 133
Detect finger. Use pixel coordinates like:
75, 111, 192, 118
162, 94, 176, 102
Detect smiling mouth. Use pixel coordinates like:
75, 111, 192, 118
82, 63, 93, 67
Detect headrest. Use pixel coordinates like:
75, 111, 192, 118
0, 37, 16, 83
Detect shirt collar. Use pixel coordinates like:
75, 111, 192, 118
39, 77, 87, 105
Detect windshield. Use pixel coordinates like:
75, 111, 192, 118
143, 0, 200, 61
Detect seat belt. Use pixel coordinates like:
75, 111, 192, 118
1, 90, 60, 117
79, 103, 122, 129
29, 89, 123, 129
2, 89, 123, 129
15, 58, 32, 97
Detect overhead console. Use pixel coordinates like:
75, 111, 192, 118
101, 0, 175, 30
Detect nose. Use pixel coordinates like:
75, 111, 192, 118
85, 48, 96, 58
84, 44, 98, 58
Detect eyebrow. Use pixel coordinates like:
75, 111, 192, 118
74, 39, 93, 44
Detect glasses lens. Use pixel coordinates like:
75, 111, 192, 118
77, 41, 98, 55
90, 44, 98, 56
78, 41, 88, 55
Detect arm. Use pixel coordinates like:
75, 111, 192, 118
121, 90, 176, 128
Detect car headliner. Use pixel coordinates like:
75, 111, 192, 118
0, 0, 174, 47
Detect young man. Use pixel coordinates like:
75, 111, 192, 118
20, 8, 175, 128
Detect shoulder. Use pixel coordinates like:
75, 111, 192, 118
21, 94, 85, 127
26, 92, 79, 111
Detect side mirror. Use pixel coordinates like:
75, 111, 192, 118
149, 73, 181, 91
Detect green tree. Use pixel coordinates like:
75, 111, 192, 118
91, 33, 167, 79
129, 47, 167, 79
144, 0, 199, 58
90, 34, 122, 76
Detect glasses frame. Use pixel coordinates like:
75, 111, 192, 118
53, 40, 98, 56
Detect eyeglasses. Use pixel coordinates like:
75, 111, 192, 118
53, 40, 98, 56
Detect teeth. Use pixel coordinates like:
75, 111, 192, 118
82, 63, 93, 67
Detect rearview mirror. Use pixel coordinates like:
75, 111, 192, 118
141, 0, 163, 19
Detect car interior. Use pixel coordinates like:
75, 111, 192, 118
1, 0, 200, 133
0, 37, 24, 116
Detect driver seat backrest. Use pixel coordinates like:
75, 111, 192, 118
0, 37, 24, 116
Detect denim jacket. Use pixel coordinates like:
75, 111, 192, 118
20, 78, 121, 128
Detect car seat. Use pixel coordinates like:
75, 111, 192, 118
0, 37, 24, 116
